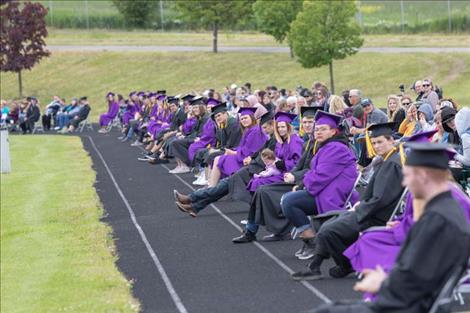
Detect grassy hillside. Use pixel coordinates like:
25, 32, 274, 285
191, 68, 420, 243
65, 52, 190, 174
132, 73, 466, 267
1, 51, 469, 120
1, 136, 138, 313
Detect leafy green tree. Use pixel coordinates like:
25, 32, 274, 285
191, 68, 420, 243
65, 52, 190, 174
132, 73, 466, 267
289, 0, 363, 93
175, 0, 254, 53
112, 0, 157, 29
252, 0, 302, 58
1, 1, 50, 97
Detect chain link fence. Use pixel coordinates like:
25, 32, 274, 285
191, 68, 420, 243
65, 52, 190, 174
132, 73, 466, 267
42, 0, 470, 33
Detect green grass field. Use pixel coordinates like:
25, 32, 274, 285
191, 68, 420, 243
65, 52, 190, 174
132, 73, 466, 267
45, 29, 470, 48
0, 136, 138, 313
1, 51, 469, 120
37, 0, 470, 33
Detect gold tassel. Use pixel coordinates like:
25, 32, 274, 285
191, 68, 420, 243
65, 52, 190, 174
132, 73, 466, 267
364, 127, 376, 158
313, 140, 318, 155
399, 144, 406, 166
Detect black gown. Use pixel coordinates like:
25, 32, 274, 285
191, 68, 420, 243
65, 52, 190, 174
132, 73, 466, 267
248, 137, 317, 236
169, 114, 208, 163
315, 191, 470, 313
228, 135, 277, 203
315, 152, 404, 269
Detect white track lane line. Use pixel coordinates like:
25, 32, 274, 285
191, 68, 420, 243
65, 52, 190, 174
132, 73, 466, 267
88, 136, 188, 313
161, 163, 332, 304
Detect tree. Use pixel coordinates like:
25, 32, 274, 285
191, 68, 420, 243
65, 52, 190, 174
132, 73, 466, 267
0, 1, 50, 97
252, 0, 302, 58
175, 0, 254, 53
112, 0, 158, 29
289, 0, 363, 94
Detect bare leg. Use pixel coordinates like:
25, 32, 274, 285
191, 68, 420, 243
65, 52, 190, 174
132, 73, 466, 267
208, 156, 221, 187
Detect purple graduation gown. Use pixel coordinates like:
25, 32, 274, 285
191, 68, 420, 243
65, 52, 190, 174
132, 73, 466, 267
182, 117, 197, 135
344, 183, 470, 274
247, 133, 303, 192
148, 110, 173, 137
217, 125, 268, 177
122, 102, 138, 125
303, 141, 358, 214
99, 101, 119, 126
188, 118, 217, 162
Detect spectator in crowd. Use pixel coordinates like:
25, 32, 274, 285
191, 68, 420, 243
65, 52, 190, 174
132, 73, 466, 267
60, 96, 91, 133
19, 97, 40, 134
420, 78, 439, 112
386, 95, 405, 132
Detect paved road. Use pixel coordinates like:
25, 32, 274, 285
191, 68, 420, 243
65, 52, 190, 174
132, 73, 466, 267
49, 45, 470, 53
81, 129, 470, 313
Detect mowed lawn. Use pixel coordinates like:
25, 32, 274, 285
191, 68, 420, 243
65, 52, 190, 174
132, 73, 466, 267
1, 51, 469, 120
0, 136, 138, 313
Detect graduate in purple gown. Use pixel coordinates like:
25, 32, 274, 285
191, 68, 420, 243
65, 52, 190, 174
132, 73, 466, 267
247, 112, 303, 192
214, 107, 267, 178
98, 92, 119, 132
122, 92, 138, 126
147, 95, 173, 139
186, 99, 219, 165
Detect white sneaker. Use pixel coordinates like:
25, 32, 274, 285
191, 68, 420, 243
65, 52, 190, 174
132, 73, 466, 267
131, 140, 143, 147
193, 176, 208, 186
169, 166, 181, 174
172, 166, 191, 174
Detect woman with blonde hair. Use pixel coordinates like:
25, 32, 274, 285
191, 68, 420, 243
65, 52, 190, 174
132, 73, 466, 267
328, 95, 347, 115
387, 94, 405, 132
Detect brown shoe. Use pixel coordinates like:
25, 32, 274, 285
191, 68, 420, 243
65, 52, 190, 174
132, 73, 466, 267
173, 190, 191, 204
175, 201, 197, 217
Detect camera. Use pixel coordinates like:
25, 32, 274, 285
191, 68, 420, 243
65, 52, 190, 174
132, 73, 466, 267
399, 84, 405, 93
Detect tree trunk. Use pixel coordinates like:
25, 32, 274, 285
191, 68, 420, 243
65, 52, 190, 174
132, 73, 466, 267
289, 44, 294, 59
18, 71, 23, 98
328, 61, 335, 95
212, 22, 218, 53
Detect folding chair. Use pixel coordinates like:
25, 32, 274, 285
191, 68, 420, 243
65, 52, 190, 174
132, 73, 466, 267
361, 187, 409, 233
428, 260, 469, 313
31, 121, 44, 134
105, 115, 121, 132
454, 258, 470, 305
303, 172, 362, 235
78, 119, 93, 133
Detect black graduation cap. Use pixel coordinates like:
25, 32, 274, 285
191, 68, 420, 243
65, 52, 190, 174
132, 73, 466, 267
260, 111, 274, 125
300, 106, 322, 117
211, 102, 228, 120
181, 94, 194, 102
157, 90, 166, 95
404, 142, 455, 170
368, 122, 396, 138
189, 96, 204, 106
80, 96, 88, 101
167, 97, 179, 104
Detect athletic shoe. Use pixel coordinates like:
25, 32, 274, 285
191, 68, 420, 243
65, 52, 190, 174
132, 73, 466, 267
232, 230, 256, 243
131, 140, 143, 147
171, 166, 191, 174
291, 268, 323, 281
329, 265, 354, 278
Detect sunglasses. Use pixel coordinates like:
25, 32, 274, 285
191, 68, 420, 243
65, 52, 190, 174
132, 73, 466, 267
423, 84, 430, 87
402, 102, 411, 105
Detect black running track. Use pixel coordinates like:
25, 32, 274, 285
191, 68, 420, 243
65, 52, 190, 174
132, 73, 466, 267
80, 129, 470, 313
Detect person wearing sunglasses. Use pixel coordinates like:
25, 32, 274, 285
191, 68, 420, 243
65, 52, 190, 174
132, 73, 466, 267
421, 79, 439, 112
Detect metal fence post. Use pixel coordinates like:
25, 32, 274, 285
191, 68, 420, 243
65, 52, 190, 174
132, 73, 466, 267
48, 0, 53, 27
400, 0, 405, 32
448, 0, 452, 33
85, 0, 90, 30
1, 129, 11, 173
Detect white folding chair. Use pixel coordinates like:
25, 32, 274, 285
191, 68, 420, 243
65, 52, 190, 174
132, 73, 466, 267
32, 121, 44, 134
78, 119, 93, 132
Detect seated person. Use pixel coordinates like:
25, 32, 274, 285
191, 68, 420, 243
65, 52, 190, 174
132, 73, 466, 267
60, 97, 90, 133
292, 122, 404, 280
314, 142, 470, 313
267, 112, 358, 255
253, 149, 281, 178
19, 97, 40, 134
98, 92, 119, 133
455, 107, 470, 167
209, 107, 265, 186
41, 96, 62, 130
